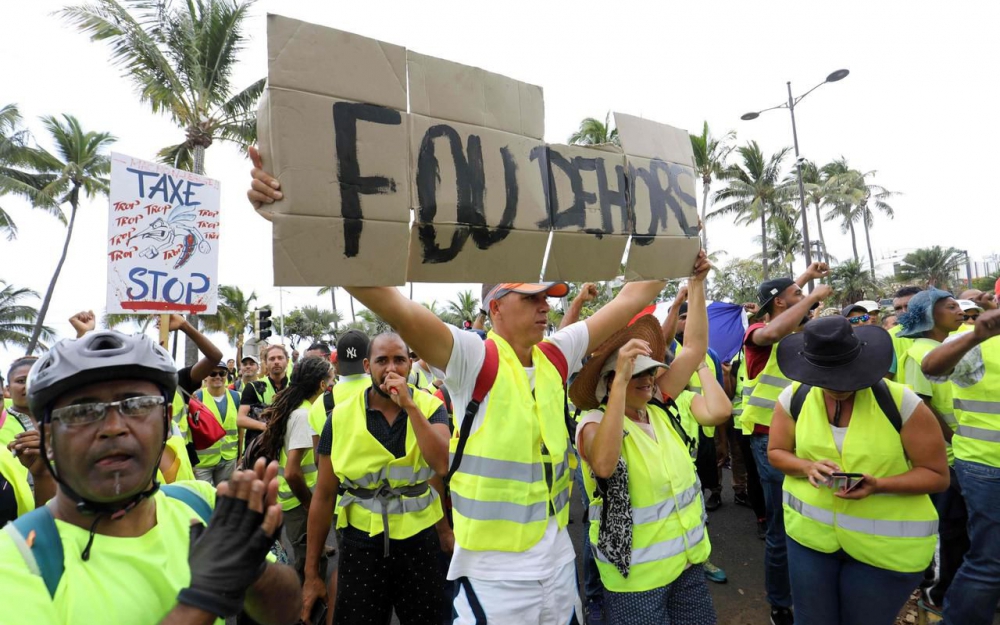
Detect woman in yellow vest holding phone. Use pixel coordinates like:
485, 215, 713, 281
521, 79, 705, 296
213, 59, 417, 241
768, 316, 949, 625
568, 259, 730, 625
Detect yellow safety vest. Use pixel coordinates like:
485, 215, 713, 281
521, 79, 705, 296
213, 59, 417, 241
950, 336, 1000, 467
194, 390, 239, 467
581, 403, 710, 591
740, 337, 791, 434
900, 338, 956, 465
332, 386, 444, 539
170, 392, 188, 436
449, 333, 572, 552
0, 445, 33, 518
0, 406, 31, 451
732, 358, 746, 431
889, 324, 915, 384
277, 400, 319, 511
782, 381, 938, 573
157, 435, 196, 484
307, 375, 372, 439
677, 345, 718, 437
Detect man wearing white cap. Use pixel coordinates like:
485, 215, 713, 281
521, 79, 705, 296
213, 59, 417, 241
957, 300, 983, 328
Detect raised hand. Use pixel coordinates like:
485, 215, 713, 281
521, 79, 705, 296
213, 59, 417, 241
615, 338, 651, 382
973, 309, 1000, 342
68, 310, 96, 337
575, 283, 599, 304
247, 146, 282, 219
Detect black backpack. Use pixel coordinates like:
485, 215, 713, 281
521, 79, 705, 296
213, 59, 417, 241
789, 380, 902, 432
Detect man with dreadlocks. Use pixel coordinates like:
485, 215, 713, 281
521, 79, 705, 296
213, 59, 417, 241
252, 356, 333, 581
301, 332, 452, 625
0, 331, 300, 625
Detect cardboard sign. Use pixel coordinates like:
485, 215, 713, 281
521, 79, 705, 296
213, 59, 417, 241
106, 153, 220, 314
259, 15, 701, 287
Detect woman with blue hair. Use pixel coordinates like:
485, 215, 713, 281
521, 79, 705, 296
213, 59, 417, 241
896, 288, 968, 615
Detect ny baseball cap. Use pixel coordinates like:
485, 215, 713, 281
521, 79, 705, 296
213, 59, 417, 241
481, 282, 569, 312
336, 330, 369, 375
755, 277, 796, 318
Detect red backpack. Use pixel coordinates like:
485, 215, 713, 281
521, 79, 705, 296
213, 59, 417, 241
446, 339, 572, 482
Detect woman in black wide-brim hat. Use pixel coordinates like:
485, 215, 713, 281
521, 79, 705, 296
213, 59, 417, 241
766, 316, 949, 625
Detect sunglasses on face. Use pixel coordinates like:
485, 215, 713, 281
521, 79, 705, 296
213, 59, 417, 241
51, 395, 165, 426
206, 371, 227, 378
848, 314, 870, 325
965, 315, 979, 322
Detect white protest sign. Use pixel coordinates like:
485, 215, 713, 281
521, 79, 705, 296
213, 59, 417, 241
106, 152, 221, 314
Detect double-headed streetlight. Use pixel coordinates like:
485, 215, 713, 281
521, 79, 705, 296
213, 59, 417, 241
741, 69, 850, 288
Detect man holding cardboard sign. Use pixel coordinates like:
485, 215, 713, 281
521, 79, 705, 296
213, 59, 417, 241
249, 144, 708, 624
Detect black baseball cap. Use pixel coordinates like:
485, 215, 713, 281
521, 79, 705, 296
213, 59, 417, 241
755, 278, 796, 319
336, 330, 369, 376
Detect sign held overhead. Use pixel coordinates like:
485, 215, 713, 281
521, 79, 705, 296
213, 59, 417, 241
258, 14, 700, 287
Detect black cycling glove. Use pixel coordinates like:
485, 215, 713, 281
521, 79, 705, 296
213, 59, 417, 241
177, 494, 278, 617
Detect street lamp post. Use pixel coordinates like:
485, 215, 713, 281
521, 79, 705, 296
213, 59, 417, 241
741, 69, 850, 290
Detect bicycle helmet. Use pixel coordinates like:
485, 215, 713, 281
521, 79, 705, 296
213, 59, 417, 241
28, 330, 177, 419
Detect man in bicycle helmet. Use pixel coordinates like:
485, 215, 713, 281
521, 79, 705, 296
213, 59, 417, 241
0, 331, 301, 625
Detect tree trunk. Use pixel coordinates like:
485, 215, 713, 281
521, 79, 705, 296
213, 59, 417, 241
27, 193, 79, 355
862, 212, 876, 278
237, 333, 244, 362
760, 211, 770, 279
814, 201, 828, 263
329, 288, 339, 332
700, 182, 710, 249
184, 144, 208, 366
848, 220, 860, 263
349, 295, 356, 322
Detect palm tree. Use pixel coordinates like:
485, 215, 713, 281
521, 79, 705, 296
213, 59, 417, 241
0, 104, 57, 240
446, 290, 480, 327
846, 170, 896, 277
0, 280, 55, 349
829, 259, 884, 306
355, 310, 390, 336
25, 115, 114, 356
63, 0, 264, 364
755, 216, 803, 276
796, 160, 831, 263
710, 141, 793, 279
316, 287, 341, 331
689, 122, 735, 249
821, 158, 862, 264
103, 312, 155, 333
199, 285, 257, 360
568, 112, 620, 146
898, 246, 965, 290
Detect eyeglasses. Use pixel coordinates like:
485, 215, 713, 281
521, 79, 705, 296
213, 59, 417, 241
848, 314, 870, 325
50, 396, 165, 426
964, 315, 979, 322
206, 371, 227, 378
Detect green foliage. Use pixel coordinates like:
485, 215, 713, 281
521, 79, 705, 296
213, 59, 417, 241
0, 104, 57, 240
709, 257, 764, 304
972, 275, 999, 292
754, 216, 803, 276
61, 0, 264, 171
445, 290, 480, 326
282, 305, 342, 348
568, 112, 620, 146
897, 246, 966, 291
198, 285, 257, 348
0, 280, 55, 349
690, 121, 735, 248
828, 259, 886, 306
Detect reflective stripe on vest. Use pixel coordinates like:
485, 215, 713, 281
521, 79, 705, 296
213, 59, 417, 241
740, 342, 791, 433
782, 381, 938, 573
448, 333, 572, 553
195, 390, 239, 466
950, 337, 1000, 467
581, 402, 710, 592
332, 386, 444, 540
276, 399, 319, 511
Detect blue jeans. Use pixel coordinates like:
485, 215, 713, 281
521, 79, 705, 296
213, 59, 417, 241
751, 434, 792, 608
575, 461, 605, 604
943, 459, 1000, 625
786, 537, 922, 625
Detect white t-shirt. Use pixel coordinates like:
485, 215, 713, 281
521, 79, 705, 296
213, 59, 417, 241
434, 322, 590, 582
576, 409, 657, 464
284, 407, 315, 453
777, 384, 921, 454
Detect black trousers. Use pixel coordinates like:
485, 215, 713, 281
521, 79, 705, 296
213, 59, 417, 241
696, 427, 720, 494
335, 525, 449, 625
735, 428, 767, 520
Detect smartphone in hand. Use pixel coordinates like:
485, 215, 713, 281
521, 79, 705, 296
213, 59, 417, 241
829, 472, 864, 491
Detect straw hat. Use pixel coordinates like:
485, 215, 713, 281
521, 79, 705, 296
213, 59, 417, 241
569, 315, 666, 411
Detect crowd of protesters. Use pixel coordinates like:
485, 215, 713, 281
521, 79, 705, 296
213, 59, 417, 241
0, 152, 997, 625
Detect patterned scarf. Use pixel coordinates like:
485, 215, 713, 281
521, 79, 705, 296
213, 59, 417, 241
596, 455, 633, 577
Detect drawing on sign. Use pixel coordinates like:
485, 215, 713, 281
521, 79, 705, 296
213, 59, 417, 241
106, 153, 220, 315
258, 15, 702, 287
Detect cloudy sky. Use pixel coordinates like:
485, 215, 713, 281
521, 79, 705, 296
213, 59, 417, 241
2, 0, 997, 366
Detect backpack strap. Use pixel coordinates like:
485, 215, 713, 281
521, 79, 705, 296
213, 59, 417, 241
323, 390, 335, 418
536, 341, 569, 385
447, 339, 499, 482
435, 386, 454, 417
161, 484, 213, 524
871, 380, 903, 433
651, 396, 698, 459
5, 505, 62, 598
790, 384, 813, 421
